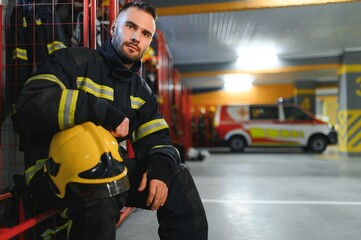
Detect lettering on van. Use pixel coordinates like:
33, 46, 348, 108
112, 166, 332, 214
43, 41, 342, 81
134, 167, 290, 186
250, 128, 305, 139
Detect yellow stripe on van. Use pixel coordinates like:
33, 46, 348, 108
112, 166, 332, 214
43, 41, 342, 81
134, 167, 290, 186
250, 128, 265, 138
251, 128, 304, 139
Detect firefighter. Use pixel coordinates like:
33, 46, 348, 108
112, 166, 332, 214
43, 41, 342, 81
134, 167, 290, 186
16, 1, 208, 240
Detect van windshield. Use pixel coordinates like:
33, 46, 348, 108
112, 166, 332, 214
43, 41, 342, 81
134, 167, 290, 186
284, 106, 312, 120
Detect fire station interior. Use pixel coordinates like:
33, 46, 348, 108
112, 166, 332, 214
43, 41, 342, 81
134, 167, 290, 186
1, 0, 361, 239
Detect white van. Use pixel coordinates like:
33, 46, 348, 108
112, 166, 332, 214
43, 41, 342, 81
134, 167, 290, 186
214, 103, 338, 153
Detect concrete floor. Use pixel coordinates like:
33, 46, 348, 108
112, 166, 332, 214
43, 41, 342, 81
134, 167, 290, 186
116, 146, 361, 240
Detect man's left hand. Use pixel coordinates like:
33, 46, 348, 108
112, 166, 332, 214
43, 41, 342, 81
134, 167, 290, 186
138, 171, 168, 211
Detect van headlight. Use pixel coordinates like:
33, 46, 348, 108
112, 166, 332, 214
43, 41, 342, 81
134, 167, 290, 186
327, 123, 337, 132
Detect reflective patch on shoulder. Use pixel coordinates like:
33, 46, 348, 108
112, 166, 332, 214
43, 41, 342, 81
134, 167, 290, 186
130, 96, 145, 109
76, 77, 114, 101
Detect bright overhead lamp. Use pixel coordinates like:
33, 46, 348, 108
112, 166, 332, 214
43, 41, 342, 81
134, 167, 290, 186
223, 74, 254, 92
236, 46, 279, 70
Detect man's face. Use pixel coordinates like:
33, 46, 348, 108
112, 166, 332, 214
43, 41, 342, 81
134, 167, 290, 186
111, 8, 156, 65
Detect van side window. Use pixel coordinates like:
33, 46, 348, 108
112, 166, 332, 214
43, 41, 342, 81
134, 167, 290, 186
250, 106, 278, 120
284, 106, 311, 120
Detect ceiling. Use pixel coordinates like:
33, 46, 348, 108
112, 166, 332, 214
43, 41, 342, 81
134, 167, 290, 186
146, 0, 361, 90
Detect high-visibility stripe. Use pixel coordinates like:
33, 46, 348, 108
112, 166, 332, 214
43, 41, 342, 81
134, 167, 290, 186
151, 145, 181, 158
25, 74, 66, 89
250, 128, 304, 139
58, 90, 79, 129
41, 221, 69, 238
24, 158, 48, 185
130, 96, 145, 109
67, 220, 73, 239
35, 19, 42, 25
59, 92, 67, 129
47, 41, 67, 55
61, 209, 68, 219
152, 145, 173, 149
22, 17, 27, 27
77, 77, 114, 101
133, 119, 168, 141
12, 48, 28, 60
68, 91, 78, 128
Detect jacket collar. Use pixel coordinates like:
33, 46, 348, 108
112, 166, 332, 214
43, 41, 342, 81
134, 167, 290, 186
98, 38, 142, 80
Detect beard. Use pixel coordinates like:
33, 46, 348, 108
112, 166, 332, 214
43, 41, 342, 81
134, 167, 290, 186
112, 38, 145, 65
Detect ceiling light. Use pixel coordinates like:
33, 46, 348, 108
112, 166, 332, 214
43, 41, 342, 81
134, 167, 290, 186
236, 46, 279, 70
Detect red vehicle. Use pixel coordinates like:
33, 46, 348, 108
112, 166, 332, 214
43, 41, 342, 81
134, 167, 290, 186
214, 103, 338, 153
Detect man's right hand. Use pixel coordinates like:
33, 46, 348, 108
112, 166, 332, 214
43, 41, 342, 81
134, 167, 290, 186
110, 117, 129, 138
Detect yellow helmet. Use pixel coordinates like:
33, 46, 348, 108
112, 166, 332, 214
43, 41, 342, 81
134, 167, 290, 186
46, 122, 129, 199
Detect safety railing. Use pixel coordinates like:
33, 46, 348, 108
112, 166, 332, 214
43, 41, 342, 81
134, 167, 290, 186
0, 191, 134, 240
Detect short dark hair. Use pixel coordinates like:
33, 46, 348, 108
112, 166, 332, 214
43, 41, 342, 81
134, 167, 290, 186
119, 1, 158, 22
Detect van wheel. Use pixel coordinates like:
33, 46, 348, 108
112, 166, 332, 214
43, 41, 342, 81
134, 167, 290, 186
229, 136, 246, 152
308, 135, 327, 153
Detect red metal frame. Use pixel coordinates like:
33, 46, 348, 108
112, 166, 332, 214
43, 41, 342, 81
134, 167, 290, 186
83, 0, 89, 47
175, 70, 193, 153
90, 0, 97, 49
0, 208, 60, 240
115, 207, 134, 228
0, 192, 60, 240
155, 31, 193, 158
157, 31, 174, 134
109, 0, 119, 26
0, 2, 2, 142
0, 192, 10, 201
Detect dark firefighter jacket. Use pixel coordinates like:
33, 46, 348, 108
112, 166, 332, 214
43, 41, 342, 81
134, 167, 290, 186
16, 39, 180, 187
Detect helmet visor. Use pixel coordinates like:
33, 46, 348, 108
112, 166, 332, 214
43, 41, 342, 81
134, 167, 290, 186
69, 176, 130, 199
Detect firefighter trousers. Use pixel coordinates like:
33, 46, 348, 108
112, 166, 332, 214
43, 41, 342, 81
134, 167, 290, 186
28, 158, 208, 240
123, 159, 208, 240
